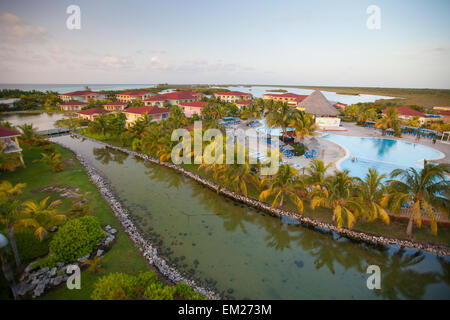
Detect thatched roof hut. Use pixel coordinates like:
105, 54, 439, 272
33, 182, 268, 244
298, 90, 339, 116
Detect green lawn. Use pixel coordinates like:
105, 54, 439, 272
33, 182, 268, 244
1, 144, 149, 300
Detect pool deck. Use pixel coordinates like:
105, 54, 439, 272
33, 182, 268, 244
227, 120, 449, 174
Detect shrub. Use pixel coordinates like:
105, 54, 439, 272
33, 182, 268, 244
91, 271, 203, 300
175, 282, 205, 300
291, 143, 305, 156
48, 216, 105, 263
92, 271, 160, 300
15, 231, 51, 263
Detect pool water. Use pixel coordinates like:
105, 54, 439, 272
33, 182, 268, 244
322, 134, 444, 179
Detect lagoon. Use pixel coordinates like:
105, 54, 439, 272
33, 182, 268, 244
50, 135, 450, 299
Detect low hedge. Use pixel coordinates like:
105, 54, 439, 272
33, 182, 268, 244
47, 216, 105, 264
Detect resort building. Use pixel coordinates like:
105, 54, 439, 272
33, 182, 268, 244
116, 91, 154, 103
104, 102, 128, 112
124, 106, 170, 127
263, 92, 308, 107
144, 91, 202, 107
297, 90, 341, 130
333, 102, 347, 110
433, 106, 450, 112
60, 101, 87, 111
235, 101, 253, 109
59, 90, 106, 103
77, 108, 111, 121
382, 106, 428, 124
214, 91, 252, 103
179, 101, 208, 118
0, 126, 24, 164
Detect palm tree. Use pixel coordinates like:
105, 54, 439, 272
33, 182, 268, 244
18, 196, 66, 241
289, 110, 315, 142
266, 102, 295, 141
376, 106, 401, 136
18, 123, 39, 149
0, 181, 26, 268
165, 106, 188, 129
311, 170, 363, 229
241, 103, 262, 124
34, 152, 64, 172
0, 140, 23, 171
129, 113, 154, 137
304, 159, 331, 191
382, 162, 450, 237
354, 168, 390, 224
215, 147, 258, 196
83, 256, 105, 274
89, 114, 109, 139
259, 164, 305, 212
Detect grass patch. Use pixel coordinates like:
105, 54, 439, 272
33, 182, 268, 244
0, 144, 149, 300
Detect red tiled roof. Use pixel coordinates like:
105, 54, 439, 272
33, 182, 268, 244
0, 126, 20, 138
263, 92, 309, 101
382, 106, 425, 117
179, 101, 207, 108
61, 101, 87, 106
61, 90, 102, 96
235, 101, 252, 105
77, 108, 111, 115
214, 91, 252, 97
124, 106, 170, 115
104, 102, 127, 106
117, 91, 151, 96
144, 91, 199, 102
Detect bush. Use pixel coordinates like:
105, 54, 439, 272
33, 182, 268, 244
91, 271, 204, 300
92, 271, 160, 300
15, 231, 52, 263
291, 143, 305, 156
175, 282, 205, 300
48, 216, 105, 263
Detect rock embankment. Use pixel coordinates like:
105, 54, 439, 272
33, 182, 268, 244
68, 133, 450, 257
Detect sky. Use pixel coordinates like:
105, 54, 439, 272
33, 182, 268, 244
0, 0, 449, 88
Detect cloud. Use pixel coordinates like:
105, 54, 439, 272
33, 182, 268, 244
0, 12, 47, 42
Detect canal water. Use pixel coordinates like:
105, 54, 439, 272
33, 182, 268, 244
50, 135, 450, 300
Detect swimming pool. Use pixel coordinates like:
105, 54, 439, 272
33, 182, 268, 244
322, 134, 445, 179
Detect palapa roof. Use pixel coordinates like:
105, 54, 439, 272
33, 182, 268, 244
297, 90, 339, 116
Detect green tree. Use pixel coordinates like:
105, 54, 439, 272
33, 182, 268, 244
259, 164, 305, 212
382, 162, 450, 236
311, 170, 363, 229
0, 181, 27, 268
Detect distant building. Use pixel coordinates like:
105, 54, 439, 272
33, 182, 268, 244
263, 92, 308, 107
433, 106, 450, 112
0, 126, 24, 164
59, 90, 106, 103
124, 106, 170, 127
104, 102, 128, 112
77, 108, 111, 121
116, 91, 154, 103
214, 91, 252, 103
179, 101, 208, 118
333, 102, 347, 110
0, 98, 20, 108
144, 91, 202, 107
382, 106, 427, 124
60, 101, 87, 111
235, 100, 253, 109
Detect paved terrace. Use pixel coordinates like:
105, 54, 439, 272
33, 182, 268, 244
226, 120, 449, 174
